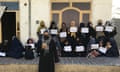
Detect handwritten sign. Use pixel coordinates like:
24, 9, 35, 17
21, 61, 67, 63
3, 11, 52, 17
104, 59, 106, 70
91, 44, 99, 49
50, 29, 58, 35
70, 27, 78, 32
75, 46, 85, 52
105, 26, 114, 32
81, 27, 89, 33
64, 46, 72, 52
96, 26, 104, 31
26, 44, 35, 49
98, 47, 107, 54
40, 28, 46, 34
59, 32, 67, 38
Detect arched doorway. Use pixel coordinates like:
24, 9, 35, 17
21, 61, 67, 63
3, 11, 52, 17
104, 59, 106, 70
51, 0, 91, 28
62, 9, 80, 27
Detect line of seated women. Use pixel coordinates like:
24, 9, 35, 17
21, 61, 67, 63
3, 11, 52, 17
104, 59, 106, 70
36, 20, 119, 57
0, 36, 37, 59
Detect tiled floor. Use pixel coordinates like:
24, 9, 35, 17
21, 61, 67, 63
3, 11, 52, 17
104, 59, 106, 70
0, 57, 120, 66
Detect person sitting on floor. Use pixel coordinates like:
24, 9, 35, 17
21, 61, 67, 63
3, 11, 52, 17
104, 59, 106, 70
24, 38, 36, 59
7, 36, 24, 59
87, 41, 105, 58
61, 39, 72, 57
26, 38, 35, 49
105, 41, 119, 57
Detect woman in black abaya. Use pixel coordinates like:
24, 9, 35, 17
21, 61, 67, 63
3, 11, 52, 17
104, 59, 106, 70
7, 36, 24, 59
38, 30, 59, 72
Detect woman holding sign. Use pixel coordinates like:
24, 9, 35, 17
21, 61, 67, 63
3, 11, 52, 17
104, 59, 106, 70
49, 21, 61, 55
61, 39, 72, 57
78, 22, 90, 54
59, 22, 68, 53
37, 20, 47, 40
104, 21, 117, 40
95, 20, 106, 43
68, 21, 78, 56
74, 39, 86, 57
87, 41, 105, 58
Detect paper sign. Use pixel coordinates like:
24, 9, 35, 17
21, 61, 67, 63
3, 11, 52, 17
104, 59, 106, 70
0, 52, 6, 56
105, 26, 114, 32
59, 32, 67, 38
25, 44, 35, 49
64, 46, 72, 52
40, 28, 46, 34
98, 47, 107, 54
70, 27, 78, 32
91, 44, 99, 49
50, 29, 58, 34
96, 26, 104, 31
81, 27, 89, 33
75, 46, 85, 52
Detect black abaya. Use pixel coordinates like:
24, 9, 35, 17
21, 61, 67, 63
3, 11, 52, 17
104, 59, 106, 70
39, 39, 59, 72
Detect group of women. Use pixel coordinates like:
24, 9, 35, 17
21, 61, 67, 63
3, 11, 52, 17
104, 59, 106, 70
37, 20, 119, 57
0, 20, 119, 72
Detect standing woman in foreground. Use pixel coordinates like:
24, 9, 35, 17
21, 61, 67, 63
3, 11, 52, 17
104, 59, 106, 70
38, 30, 59, 72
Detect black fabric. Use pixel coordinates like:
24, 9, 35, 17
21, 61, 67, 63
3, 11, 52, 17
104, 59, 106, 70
89, 26, 96, 38
61, 43, 73, 57
39, 39, 59, 72
74, 43, 86, 57
77, 31, 90, 47
105, 39, 119, 57
24, 46, 34, 60
7, 37, 24, 59
104, 27, 117, 40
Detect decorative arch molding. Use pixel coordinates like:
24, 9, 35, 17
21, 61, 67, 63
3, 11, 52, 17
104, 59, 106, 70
59, 7, 81, 27
60, 7, 81, 13
51, 0, 92, 28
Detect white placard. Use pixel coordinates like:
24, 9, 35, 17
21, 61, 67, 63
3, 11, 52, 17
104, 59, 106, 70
81, 27, 89, 33
105, 26, 114, 32
40, 28, 46, 34
25, 44, 35, 49
98, 47, 107, 54
64, 46, 72, 52
70, 27, 78, 32
59, 32, 67, 38
96, 26, 104, 31
0, 52, 6, 56
91, 44, 99, 49
75, 46, 85, 52
50, 29, 58, 34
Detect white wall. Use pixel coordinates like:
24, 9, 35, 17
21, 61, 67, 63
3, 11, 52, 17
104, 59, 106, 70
31, 0, 50, 41
19, 0, 29, 44
20, 0, 50, 43
92, 0, 112, 25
